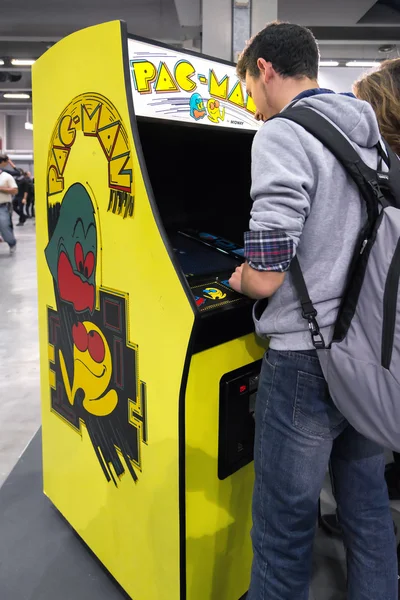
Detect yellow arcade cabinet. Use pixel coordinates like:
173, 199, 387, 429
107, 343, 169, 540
33, 20, 265, 600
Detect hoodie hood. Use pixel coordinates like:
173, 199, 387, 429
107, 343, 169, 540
295, 93, 381, 150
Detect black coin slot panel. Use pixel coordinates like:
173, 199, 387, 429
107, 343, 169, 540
218, 360, 261, 480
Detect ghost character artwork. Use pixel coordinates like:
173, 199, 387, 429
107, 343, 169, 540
46, 182, 147, 485
189, 92, 206, 120
45, 183, 97, 315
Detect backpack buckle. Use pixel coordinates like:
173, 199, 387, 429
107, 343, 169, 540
308, 317, 326, 350
368, 179, 385, 203
301, 301, 317, 320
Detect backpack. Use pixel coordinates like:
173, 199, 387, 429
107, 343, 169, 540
273, 106, 400, 451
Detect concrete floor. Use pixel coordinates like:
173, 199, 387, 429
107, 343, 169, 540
0, 217, 41, 486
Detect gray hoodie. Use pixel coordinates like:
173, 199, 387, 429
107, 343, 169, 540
250, 92, 381, 350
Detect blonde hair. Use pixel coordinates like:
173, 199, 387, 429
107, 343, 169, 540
354, 59, 400, 155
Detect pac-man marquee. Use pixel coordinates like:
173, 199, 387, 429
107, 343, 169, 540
33, 20, 264, 600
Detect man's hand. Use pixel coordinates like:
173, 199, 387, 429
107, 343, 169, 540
229, 264, 244, 294
22, 198, 27, 205
229, 262, 286, 300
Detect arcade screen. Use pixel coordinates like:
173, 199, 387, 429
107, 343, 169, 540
136, 118, 255, 245
170, 231, 240, 278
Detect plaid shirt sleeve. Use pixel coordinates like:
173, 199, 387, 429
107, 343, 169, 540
244, 230, 295, 272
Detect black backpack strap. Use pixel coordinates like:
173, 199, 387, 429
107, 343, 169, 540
290, 255, 326, 349
377, 140, 400, 209
376, 141, 389, 169
272, 106, 382, 225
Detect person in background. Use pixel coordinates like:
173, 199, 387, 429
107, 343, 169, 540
0, 154, 19, 179
12, 169, 29, 226
320, 59, 400, 556
0, 164, 17, 254
353, 61, 400, 503
355, 59, 400, 156
25, 171, 35, 218
0, 154, 20, 238
229, 22, 397, 600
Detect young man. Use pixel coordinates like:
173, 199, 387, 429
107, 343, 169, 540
0, 154, 19, 178
0, 155, 26, 226
0, 165, 17, 254
229, 22, 397, 600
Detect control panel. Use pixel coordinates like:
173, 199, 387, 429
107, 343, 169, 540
191, 278, 242, 312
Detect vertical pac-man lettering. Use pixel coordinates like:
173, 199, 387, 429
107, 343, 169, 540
47, 165, 64, 196
174, 60, 197, 93
47, 93, 135, 215
82, 102, 102, 136
209, 69, 229, 100
109, 153, 133, 193
52, 147, 70, 176
131, 60, 157, 94
58, 115, 77, 147
154, 62, 179, 93
228, 80, 245, 108
97, 122, 121, 159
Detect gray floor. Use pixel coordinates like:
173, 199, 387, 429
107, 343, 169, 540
0, 219, 399, 599
0, 218, 41, 486
0, 431, 131, 600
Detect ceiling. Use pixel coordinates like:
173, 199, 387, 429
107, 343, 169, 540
279, 0, 378, 26
1, 0, 400, 112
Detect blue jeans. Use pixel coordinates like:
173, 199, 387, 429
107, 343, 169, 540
0, 203, 16, 247
248, 349, 397, 600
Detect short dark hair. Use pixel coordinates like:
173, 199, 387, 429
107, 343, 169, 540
237, 21, 319, 81
0, 154, 9, 163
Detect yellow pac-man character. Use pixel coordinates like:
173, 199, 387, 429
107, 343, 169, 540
207, 98, 225, 123
203, 287, 227, 300
59, 321, 118, 417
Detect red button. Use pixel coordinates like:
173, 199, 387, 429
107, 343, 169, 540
239, 384, 247, 394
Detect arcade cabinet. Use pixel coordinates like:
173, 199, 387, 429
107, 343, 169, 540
33, 20, 265, 600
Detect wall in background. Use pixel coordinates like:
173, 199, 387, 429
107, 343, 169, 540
318, 66, 373, 93
13, 160, 34, 175
6, 114, 33, 151
0, 114, 6, 150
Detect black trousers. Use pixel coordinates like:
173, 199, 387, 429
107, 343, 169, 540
26, 197, 34, 218
12, 197, 26, 223
394, 452, 400, 469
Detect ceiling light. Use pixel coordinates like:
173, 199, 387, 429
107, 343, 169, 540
11, 59, 35, 66
25, 109, 33, 130
319, 61, 339, 67
346, 61, 380, 68
3, 93, 30, 99
0, 60, 4, 66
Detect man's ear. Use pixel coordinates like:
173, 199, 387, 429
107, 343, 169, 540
257, 58, 274, 83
